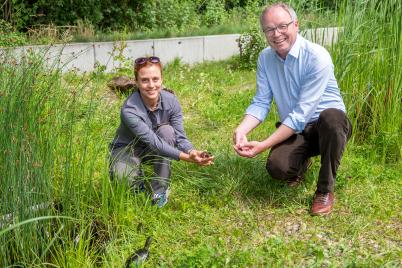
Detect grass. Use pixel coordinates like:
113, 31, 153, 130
1, 56, 400, 267
1, 0, 401, 266
331, 0, 402, 163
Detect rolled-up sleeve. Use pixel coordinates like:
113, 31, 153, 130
245, 53, 273, 122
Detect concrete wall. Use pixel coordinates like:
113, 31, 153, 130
301, 27, 340, 46
0, 28, 340, 73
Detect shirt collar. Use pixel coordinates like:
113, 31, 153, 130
287, 34, 302, 59
155, 95, 162, 110
144, 92, 162, 112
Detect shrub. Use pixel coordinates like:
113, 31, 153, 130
0, 19, 27, 47
202, 0, 227, 26
238, 24, 266, 69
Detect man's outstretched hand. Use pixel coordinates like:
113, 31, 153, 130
233, 140, 264, 158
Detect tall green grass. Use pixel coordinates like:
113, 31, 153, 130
331, 0, 401, 162
0, 51, 62, 264
0, 49, 131, 266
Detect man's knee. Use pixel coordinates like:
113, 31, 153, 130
318, 108, 347, 131
266, 158, 289, 180
319, 108, 352, 137
155, 124, 176, 145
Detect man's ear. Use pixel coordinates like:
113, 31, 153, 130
294, 20, 299, 31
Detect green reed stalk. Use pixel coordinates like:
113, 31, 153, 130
0, 50, 63, 264
0, 48, 121, 266
332, 0, 401, 163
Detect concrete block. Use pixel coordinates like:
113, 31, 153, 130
93, 41, 120, 73
40, 43, 95, 73
301, 27, 341, 46
153, 37, 204, 65
1, 45, 59, 69
3, 29, 340, 73
124, 40, 154, 60
0, 46, 25, 63
37, 45, 70, 70
204, 34, 241, 61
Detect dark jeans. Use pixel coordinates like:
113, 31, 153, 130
266, 108, 352, 193
109, 124, 176, 194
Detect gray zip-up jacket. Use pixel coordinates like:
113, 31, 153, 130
110, 89, 193, 160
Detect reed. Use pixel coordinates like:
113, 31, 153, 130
331, 0, 401, 162
0, 50, 62, 264
0, 49, 126, 266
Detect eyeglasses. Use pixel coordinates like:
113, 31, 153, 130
263, 21, 294, 36
134, 56, 160, 65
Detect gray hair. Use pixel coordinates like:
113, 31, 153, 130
260, 3, 298, 30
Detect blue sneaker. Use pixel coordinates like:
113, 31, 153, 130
151, 189, 169, 208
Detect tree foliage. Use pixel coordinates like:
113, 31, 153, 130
2, 0, 339, 32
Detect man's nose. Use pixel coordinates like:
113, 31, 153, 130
272, 28, 281, 36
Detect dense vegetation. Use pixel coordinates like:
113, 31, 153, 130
3, 0, 337, 31
1, 0, 401, 266
1, 0, 337, 46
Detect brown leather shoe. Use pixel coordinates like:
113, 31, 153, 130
310, 192, 334, 216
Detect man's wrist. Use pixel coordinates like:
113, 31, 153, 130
234, 127, 246, 136
260, 139, 272, 152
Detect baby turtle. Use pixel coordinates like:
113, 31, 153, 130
200, 151, 213, 158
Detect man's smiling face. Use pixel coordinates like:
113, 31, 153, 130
261, 6, 299, 59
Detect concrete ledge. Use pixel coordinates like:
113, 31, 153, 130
204, 34, 240, 61
154, 36, 204, 64
301, 27, 340, 46
94, 40, 154, 72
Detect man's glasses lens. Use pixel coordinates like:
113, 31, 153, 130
264, 21, 293, 35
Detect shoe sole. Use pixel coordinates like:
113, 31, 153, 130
310, 210, 332, 216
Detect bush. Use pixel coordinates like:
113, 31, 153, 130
238, 24, 266, 69
203, 0, 227, 26
0, 20, 27, 47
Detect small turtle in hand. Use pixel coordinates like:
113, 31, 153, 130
200, 151, 213, 158
125, 236, 152, 268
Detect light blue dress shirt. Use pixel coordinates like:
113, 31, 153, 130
246, 34, 346, 133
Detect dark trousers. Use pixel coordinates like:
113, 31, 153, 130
110, 124, 176, 194
266, 108, 352, 193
